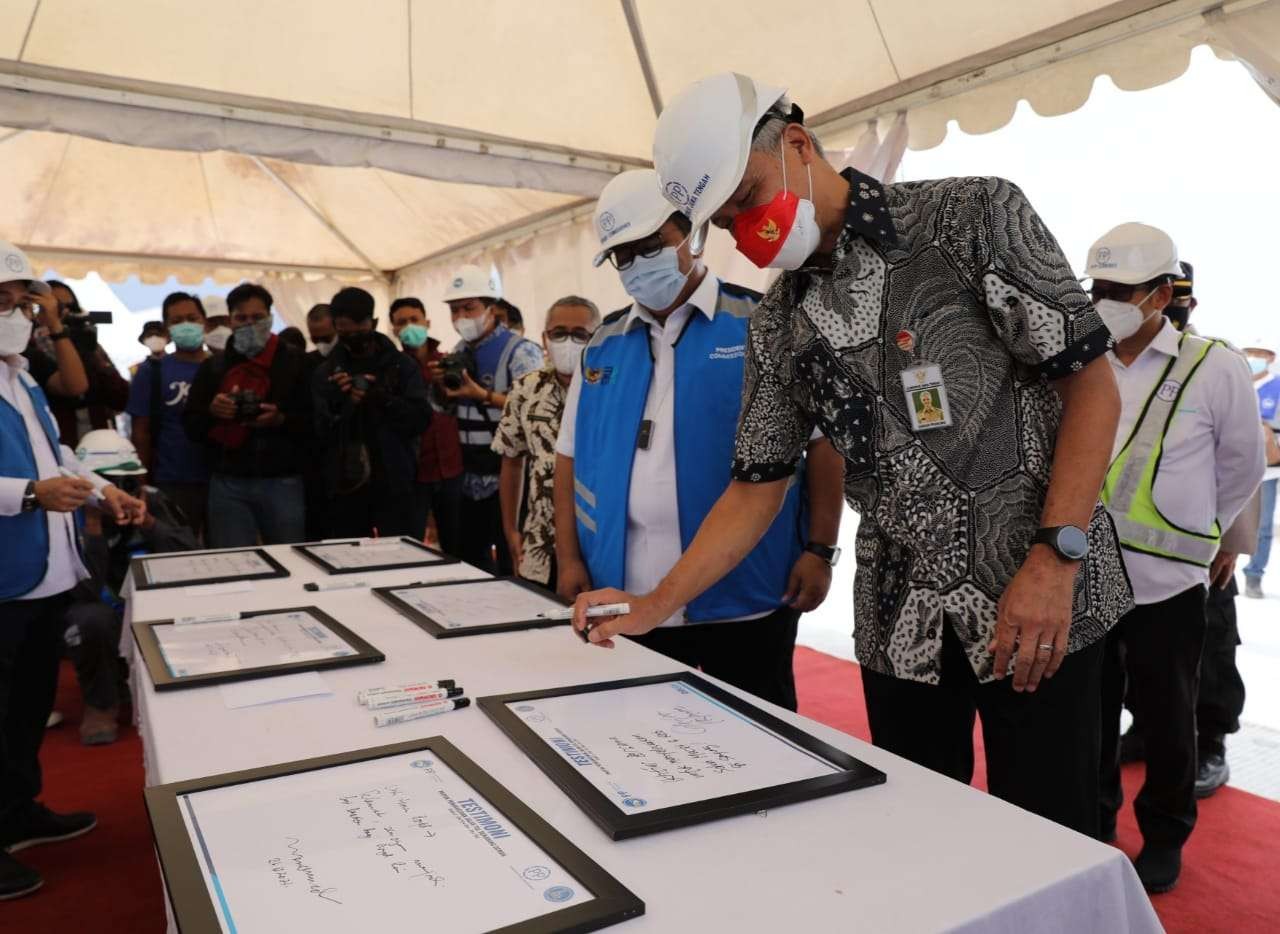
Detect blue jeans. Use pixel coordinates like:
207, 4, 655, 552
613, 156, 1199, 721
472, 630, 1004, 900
207, 474, 306, 548
1244, 478, 1277, 582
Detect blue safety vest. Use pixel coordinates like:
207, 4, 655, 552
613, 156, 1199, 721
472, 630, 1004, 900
573, 281, 806, 622
0, 370, 64, 601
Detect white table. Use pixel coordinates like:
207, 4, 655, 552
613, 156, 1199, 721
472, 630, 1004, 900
126, 544, 1162, 934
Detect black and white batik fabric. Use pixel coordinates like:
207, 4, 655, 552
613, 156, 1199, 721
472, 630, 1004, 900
733, 170, 1133, 685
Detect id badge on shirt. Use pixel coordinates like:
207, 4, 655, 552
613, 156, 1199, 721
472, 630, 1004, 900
900, 362, 952, 432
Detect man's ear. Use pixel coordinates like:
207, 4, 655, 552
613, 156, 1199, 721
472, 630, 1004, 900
785, 123, 815, 165
1152, 283, 1175, 311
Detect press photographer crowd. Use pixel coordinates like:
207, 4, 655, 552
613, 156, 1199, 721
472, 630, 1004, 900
1, 72, 1278, 903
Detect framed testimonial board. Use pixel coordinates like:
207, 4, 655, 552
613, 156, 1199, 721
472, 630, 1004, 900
294, 537, 458, 575
373, 577, 570, 639
480, 672, 886, 840
146, 737, 644, 934
132, 606, 384, 691
132, 548, 289, 591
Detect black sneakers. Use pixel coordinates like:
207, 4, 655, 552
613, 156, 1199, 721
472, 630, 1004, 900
0, 803, 97, 854
1195, 753, 1230, 799
0, 851, 42, 901
1134, 846, 1182, 894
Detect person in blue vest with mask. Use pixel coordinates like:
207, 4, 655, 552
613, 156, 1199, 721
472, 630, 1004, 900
0, 243, 147, 900
553, 170, 844, 711
429, 265, 543, 573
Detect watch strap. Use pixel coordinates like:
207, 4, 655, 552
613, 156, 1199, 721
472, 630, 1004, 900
805, 542, 840, 566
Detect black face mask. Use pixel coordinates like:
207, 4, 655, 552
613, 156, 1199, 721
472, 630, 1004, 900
1163, 306, 1190, 332
342, 331, 376, 356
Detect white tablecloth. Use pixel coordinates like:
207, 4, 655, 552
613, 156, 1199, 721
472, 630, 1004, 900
126, 544, 1162, 934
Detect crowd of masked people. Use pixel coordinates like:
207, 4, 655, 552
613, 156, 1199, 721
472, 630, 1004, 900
2, 72, 1279, 905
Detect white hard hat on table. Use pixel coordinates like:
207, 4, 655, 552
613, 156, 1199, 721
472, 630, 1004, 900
592, 170, 674, 267
652, 72, 788, 232
0, 239, 47, 291
75, 429, 147, 477
1082, 223, 1181, 285
442, 264, 502, 303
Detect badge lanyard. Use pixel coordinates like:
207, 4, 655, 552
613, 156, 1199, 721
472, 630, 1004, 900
896, 329, 953, 433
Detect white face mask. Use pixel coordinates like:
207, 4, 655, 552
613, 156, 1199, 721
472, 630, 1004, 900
455, 311, 491, 344
619, 247, 689, 311
143, 335, 168, 354
204, 325, 232, 351
1096, 291, 1158, 342
546, 338, 584, 376
315, 338, 336, 358
0, 312, 33, 357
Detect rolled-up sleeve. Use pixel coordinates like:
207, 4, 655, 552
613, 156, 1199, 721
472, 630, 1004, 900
977, 178, 1115, 380
731, 291, 813, 482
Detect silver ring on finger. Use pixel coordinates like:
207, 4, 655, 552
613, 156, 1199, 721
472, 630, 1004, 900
1037, 643, 1054, 653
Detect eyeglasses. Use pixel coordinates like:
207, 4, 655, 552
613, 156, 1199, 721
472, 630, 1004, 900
545, 327, 593, 344
1089, 282, 1142, 303
605, 233, 666, 271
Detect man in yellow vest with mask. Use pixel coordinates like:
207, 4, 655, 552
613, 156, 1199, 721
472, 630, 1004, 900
1086, 223, 1264, 893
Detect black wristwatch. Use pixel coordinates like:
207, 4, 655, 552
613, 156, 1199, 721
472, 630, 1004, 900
805, 542, 842, 567
1032, 525, 1089, 562
49, 330, 70, 342
20, 481, 39, 513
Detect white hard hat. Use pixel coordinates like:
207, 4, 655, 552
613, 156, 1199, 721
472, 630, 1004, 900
75, 429, 147, 477
592, 170, 673, 267
1082, 223, 1181, 286
0, 239, 44, 289
653, 72, 787, 231
442, 264, 502, 303
202, 294, 228, 318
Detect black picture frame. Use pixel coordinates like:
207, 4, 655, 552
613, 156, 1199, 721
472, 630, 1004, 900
132, 605, 385, 691
131, 547, 289, 591
480, 671, 887, 840
293, 536, 459, 575
372, 577, 571, 639
145, 736, 645, 934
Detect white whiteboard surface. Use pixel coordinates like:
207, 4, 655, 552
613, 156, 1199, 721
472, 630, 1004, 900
506, 681, 840, 813
142, 550, 276, 585
155, 612, 357, 678
391, 581, 563, 630
178, 750, 593, 933
306, 541, 441, 570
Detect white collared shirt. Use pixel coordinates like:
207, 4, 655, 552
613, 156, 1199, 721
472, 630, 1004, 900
0, 354, 108, 601
1107, 321, 1266, 604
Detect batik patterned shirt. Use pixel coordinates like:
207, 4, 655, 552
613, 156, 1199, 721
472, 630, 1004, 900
732, 169, 1133, 684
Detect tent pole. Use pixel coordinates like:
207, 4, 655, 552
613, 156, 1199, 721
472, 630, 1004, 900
620, 0, 664, 117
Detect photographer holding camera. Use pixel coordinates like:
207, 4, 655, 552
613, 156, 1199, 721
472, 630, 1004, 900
43, 280, 130, 447
313, 288, 431, 539
430, 265, 543, 573
184, 282, 311, 547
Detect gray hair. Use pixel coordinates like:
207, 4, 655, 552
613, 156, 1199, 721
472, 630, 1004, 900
751, 97, 825, 158
547, 295, 601, 326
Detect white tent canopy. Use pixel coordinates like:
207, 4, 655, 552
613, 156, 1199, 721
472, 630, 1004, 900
2, 0, 1278, 332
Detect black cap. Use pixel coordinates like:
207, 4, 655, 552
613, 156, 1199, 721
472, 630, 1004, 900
445, 686, 464, 699
329, 287, 375, 323
453, 696, 470, 709
1171, 260, 1193, 303
139, 320, 166, 338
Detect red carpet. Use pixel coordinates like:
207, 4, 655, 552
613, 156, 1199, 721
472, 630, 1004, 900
5, 652, 1278, 932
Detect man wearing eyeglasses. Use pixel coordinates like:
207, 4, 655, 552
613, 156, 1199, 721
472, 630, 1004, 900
553, 169, 845, 711
491, 297, 601, 590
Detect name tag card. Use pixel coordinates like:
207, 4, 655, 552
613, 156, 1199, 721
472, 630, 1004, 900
132, 547, 289, 591
480, 672, 886, 840
900, 363, 953, 432
132, 606, 384, 691
373, 578, 571, 639
146, 737, 644, 934
294, 537, 459, 575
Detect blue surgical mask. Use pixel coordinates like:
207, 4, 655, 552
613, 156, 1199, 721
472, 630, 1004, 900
232, 317, 272, 357
620, 247, 688, 312
169, 321, 205, 351
1249, 356, 1270, 376
399, 324, 429, 348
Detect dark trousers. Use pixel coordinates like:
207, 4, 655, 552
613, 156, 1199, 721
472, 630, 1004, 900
410, 476, 463, 555
1198, 579, 1245, 758
459, 491, 512, 575
861, 622, 1104, 837
0, 592, 70, 828
1100, 586, 1207, 849
326, 486, 418, 540
630, 606, 801, 711
156, 482, 208, 544
62, 600, 127, 711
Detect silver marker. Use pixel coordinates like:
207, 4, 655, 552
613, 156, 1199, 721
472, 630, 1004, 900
374, 697, 470, 727
305, 579, 371, 592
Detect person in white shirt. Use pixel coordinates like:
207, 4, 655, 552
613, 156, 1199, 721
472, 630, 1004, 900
553, 170, 845, 711
0, 244, 146, 901
1084, 224, 1265, 894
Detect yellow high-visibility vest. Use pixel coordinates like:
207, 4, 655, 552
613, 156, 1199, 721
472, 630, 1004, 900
1102, 332, 1221, 567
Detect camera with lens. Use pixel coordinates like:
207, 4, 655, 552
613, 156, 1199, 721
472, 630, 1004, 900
439, 347, 477, 391
230, 388, 262, 421
63, 310, 112, 355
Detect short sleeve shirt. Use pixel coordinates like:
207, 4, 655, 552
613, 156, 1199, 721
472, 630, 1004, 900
126, 355, 209, 484
490, 365, 566, 585
733, 170, 1132, 684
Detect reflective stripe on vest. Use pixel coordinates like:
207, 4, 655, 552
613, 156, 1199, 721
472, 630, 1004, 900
1102, 332, 1220, 567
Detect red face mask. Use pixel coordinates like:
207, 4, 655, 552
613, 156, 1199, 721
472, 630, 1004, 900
732, 189, 800, 268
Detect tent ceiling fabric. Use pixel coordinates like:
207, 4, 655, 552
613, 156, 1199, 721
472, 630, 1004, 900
0, 0, 1276, 286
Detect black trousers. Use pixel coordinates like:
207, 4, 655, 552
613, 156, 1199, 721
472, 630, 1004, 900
1198, 579, 1245, 757
326, 485, 419, 540
861, 622, 1104, 837
0, 592, 70, 829
630, 606, 801, 711
410, 476, 463, 556
458, 491, 512, 575
1100, 585, 1207, 848
62, 600, 127, 711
